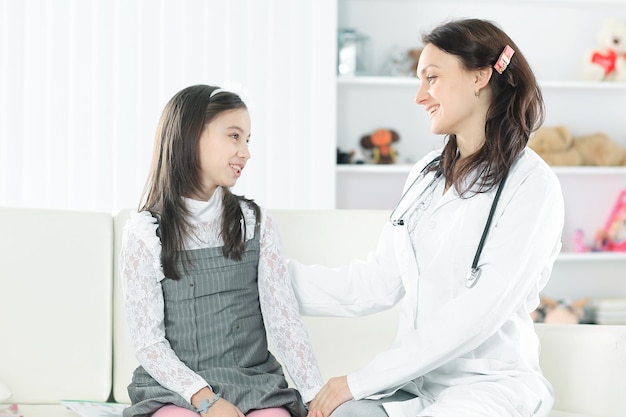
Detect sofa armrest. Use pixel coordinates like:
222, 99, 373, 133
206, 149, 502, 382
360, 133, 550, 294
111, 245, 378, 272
0, 207, 113, 405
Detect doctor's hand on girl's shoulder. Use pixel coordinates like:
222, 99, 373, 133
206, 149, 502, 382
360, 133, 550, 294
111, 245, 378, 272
306, 376, 353, 417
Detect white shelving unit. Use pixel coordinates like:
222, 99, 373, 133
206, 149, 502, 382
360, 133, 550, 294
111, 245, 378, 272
335, 0, 626, 301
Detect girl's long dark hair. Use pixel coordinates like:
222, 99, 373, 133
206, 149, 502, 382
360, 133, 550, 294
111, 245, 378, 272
422, 18, 545, 195
140, 84, 259, 280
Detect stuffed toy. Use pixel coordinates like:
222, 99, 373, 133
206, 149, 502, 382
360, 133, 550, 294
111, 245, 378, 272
583, 18, 626, 82
360, 128, 400, 164
528, 125, 626, 166
381, 46, 413, 77
573, 132, 626, 166
570, 190, 626, 253
408, 48, 423, 76
532, 296, 591, 324
571, 228, 613, 252
527, 125, 582, 166
381, 47, 422, 77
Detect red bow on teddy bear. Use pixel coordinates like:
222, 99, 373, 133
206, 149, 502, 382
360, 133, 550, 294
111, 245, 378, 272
591, 48, 626, 77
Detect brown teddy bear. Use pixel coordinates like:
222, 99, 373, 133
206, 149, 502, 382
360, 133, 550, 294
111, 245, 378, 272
528, 125, 626, 166
528, 125, 582, 166
574, 132, 626, 166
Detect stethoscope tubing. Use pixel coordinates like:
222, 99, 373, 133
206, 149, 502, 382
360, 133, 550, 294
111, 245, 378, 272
390, 155, 509, 289
389, 156, 442, 227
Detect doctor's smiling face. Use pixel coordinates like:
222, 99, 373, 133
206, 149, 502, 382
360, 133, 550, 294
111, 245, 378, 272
415, 43, 492, 149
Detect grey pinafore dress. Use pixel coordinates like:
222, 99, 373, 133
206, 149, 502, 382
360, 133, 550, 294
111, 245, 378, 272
124, 226, 307, 417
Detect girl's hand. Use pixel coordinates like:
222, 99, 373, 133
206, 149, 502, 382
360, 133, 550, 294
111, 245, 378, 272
192, 387, 244, 417
306, 376, 353, 417
206, 397, 244, 417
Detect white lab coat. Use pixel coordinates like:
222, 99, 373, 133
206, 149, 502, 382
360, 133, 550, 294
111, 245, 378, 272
289, 148, 564, 417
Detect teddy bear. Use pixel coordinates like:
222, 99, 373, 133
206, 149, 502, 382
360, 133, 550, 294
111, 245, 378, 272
574, 132, 626, 166
527, 125, 583, 166
582, 18, 626, 82
528, 125, 626, 166
360, 128, 400, 164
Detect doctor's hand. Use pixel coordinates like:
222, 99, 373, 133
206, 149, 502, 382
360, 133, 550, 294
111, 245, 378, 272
306, 376, 353, 417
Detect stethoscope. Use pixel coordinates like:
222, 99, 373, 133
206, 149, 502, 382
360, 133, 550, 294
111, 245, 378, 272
389, 156, 509, 289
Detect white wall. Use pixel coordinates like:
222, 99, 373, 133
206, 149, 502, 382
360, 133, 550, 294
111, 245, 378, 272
0, 0, 337, 213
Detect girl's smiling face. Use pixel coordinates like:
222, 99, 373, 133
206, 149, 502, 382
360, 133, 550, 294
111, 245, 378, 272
193, 107, 251, 201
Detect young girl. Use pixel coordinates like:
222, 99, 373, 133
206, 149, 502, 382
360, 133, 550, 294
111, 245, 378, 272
120, 85, 323, 417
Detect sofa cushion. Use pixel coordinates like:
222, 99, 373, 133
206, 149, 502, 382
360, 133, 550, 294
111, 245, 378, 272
536, 323, 626, 417
14, 404, 83, 417
549, 411, 591, 417
270, 209, 400, 381
0, 207, 113, 404
269, 209, 390, 268
0, 380, 10, 402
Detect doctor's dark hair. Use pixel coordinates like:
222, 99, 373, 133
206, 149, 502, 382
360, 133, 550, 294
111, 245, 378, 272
140, 84, 260, 280
422, 18, 545, 195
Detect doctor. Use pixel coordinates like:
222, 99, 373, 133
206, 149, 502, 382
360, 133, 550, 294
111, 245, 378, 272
290, 18, 564, 417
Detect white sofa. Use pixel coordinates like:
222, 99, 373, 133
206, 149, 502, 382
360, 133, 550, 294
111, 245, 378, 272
1, 206, 625, 417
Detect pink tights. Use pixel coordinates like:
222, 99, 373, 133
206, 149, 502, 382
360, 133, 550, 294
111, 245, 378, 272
153, 404, 291, 417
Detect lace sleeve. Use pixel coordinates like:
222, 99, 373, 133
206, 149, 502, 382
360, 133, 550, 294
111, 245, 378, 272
257, 209, 324, 403
120, 211, 208, 403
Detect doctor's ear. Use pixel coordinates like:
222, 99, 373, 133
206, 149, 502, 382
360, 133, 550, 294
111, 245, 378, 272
474, 67, 493, 90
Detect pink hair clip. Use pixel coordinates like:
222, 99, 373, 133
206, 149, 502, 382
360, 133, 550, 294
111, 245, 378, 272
494, 45, 515, 74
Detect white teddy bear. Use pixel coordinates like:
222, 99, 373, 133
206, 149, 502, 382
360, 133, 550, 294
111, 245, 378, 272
583, 18, 626, 82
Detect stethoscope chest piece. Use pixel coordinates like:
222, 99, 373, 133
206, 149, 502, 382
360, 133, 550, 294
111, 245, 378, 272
465, 267, 481, 289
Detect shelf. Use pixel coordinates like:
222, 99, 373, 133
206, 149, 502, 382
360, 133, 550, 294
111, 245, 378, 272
559, 252, 626, 261
541, 81, 626, 90
336, 164, 413, 174
338, 76, 626, 91
420, 0, 626, 3
338, 165, 626, 175
367, 0, 626, 3
337, 76, 418, 86
553, 167, 626, 175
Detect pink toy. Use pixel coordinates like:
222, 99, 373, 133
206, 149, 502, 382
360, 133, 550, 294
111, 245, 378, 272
572, 228, 589, 252
603, 189, 626, 251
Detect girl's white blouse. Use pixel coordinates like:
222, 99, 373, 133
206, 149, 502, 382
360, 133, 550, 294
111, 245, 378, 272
119, 188, 323, 404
